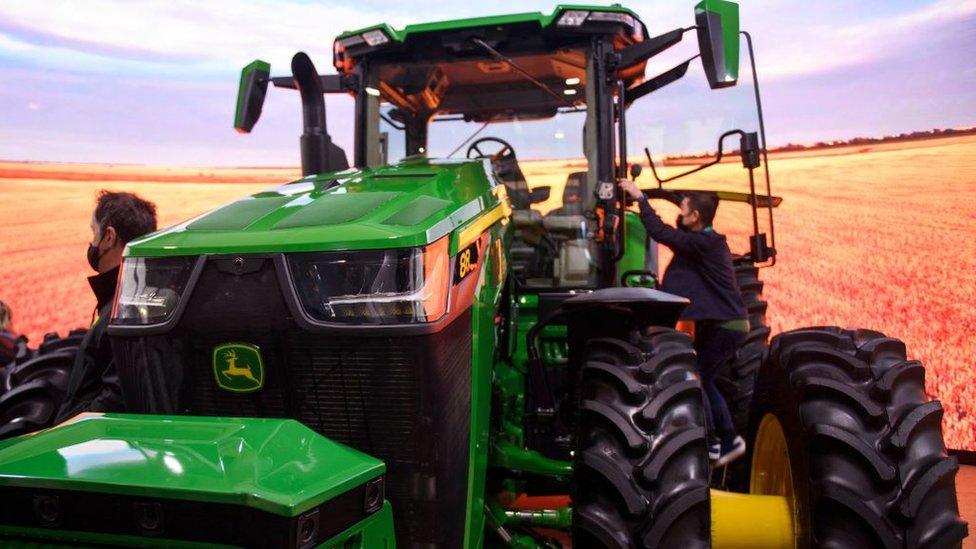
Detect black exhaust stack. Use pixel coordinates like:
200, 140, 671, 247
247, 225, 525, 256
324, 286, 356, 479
291, 52, 332, 176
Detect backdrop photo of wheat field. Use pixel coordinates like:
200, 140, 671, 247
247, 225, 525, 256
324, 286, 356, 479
1, 135, 974, 450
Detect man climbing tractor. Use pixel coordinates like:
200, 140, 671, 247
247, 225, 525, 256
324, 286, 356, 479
620, 181, 749, 466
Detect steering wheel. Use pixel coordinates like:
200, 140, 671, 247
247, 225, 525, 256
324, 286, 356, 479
466, 137, 517, 161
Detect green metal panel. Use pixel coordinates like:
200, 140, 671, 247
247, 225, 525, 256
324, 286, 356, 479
381, 195, 454, 226
489, 291, 573, 484
695, 0, 740, 87
185, 194, 294, 231
126, 158, 501, 257
0, 414, 384, 518
271, 191, 402, 228
233, 59, 269, 133
336, 4, 644, 43
618, 211, 648, 279
462, 221, 508, 547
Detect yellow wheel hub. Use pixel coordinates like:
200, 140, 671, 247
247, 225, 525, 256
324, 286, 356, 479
751, 414, 797, 511
710, 413, 799, 548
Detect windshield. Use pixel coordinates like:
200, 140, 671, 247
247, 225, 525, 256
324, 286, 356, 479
627, 33, 767, 262
382, 109, 586, 214
369, 45, 600, 288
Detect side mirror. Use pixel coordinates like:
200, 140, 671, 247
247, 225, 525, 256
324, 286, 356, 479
695, 0, 739, 89
529, 186, 551, 204
629, 164, 643, 180
234, 60, 270, 134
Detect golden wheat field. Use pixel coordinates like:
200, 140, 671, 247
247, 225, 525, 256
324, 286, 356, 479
1, 135, 974, 450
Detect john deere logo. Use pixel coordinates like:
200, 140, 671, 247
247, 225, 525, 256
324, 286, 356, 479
213, 343, 264, 393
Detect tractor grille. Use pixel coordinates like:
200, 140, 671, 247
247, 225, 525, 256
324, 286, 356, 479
113, 258, 471, 547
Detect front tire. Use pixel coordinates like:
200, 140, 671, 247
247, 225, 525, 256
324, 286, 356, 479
749, 327, 968, 548
573, 327, 710, 548
732, 257, 767, 331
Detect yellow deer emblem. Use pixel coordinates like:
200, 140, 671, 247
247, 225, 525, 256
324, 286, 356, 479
221, 349, 260, 385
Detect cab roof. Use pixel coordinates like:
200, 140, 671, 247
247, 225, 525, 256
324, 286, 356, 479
335, 5, 646, 45
333, 5, 649, 121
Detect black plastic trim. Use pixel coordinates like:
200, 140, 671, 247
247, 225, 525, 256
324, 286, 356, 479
0, 475, 382, 548
106, 255, 207, 337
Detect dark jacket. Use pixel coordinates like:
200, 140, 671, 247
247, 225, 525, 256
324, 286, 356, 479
55, 267, 123, 423
636, 196, 747, 321
0, 331, 20, 366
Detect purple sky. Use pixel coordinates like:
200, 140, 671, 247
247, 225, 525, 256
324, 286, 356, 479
1, 0, 974, 165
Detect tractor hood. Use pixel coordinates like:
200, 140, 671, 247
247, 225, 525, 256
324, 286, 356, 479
127, 157, 504, 258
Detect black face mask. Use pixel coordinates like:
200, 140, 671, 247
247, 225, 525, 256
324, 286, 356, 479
87, 231, 106, 272
676, 213, 689, 232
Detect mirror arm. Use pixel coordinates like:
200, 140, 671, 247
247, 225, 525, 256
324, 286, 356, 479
379, 112, 406, 131
625, 57, 696, 107
644, 129, 743, 187
613, 79, 627, 262
742, 30, 777, 266
272, 74, 359, 93
617, 27, 687, 69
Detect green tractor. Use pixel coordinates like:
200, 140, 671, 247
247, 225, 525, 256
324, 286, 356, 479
0, 2, 967, 547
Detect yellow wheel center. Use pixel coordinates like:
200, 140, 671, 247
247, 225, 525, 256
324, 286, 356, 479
710, 413, 799, 548
751, 413, 800, 545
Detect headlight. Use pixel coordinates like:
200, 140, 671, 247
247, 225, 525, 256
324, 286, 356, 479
288, 237, 450, 324
111, 256, 195, 325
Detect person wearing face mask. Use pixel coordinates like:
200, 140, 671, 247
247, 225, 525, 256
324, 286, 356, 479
619, 180, 749, 467
0, 300, 20, 367
55, 190, 157, 423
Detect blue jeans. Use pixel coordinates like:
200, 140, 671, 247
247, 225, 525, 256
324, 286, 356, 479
694, 320, 746, 445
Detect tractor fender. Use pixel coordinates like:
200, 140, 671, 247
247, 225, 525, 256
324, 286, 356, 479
561, 287, 688, 333
523, 287, 688, 413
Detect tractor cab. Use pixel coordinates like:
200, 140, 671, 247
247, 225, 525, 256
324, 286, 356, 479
235, 2, 777, 293
240, 6, 653, 290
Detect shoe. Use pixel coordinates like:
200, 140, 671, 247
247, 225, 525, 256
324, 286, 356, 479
707, 439, 721, 461
713, 436, 746, 467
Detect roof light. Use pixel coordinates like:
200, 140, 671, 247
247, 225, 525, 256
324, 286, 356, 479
361, 29, 389, 47
338, 35, 365, 48
565, 77, 580, 86
365, 87, 381, 97
586, 11, 636, 29
563, 89, 577, 95
557, 10, 589, 27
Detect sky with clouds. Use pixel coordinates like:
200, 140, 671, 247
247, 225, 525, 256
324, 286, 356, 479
0, 0, 974, 165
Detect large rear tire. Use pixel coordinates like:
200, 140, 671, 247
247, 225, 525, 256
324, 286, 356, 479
713, 258, 770, 490
717, 257, 770, 435
0, 379, 61, 440
749, 326, 968, 548
716, 325, 769, 435
732, 257, 767, 331
573, 327, 710, 548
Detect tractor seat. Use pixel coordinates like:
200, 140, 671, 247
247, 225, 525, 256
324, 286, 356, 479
548, 171, 586, 217
511, 209, 546, 243
543, 215, 587, 238
493, 154, 532, 210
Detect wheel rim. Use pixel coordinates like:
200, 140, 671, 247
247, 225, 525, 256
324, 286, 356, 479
750, 413, 800, 546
